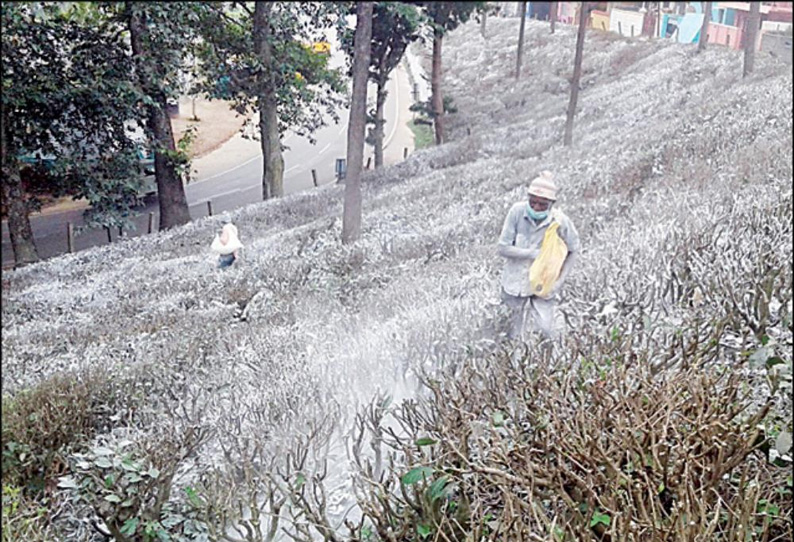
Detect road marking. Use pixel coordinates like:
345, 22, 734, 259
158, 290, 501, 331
285, 164, 300, 173
193, 62, 403, 188
194, 154, 260, 185
192, 187, 241, 205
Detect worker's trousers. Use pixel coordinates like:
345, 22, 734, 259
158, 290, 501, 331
501, 289, 557, 341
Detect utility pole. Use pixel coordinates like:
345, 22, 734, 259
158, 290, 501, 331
515, 1, 527, 79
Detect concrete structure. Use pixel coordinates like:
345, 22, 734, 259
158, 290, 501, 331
609, 7, 648, 37
760, 29, 793, 62
541, 1, 792, 56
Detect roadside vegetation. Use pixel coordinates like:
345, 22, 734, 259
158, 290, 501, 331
408, 117, 436, 149
2, 15, 792, 542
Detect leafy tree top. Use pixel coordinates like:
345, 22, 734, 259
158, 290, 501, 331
195, 2, 348, 144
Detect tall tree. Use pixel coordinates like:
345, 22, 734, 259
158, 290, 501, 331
342, 1, 373, 244
516, 1, 527, 79
419, 2, 483, 145
252, 2, 283, 200
550, 1, 557, 33
342, 2, 422, 169
123, 2, 195, 230
743, 1, 761, 77
564, 2, 588, 146
480, 2, 487, 36
2, 2, 146, 266
698, 1, 711, 52
197, 3, 346, 200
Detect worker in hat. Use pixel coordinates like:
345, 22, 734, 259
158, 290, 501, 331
211, 217, 244, 268
497, 171, 580, 340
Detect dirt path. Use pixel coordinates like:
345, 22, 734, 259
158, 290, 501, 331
172, 96, 251, 159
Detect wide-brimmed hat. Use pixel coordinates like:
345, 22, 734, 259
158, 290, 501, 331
211, 223, 243, 255
528, 170, 558, 201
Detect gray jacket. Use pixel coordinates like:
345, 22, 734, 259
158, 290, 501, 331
498, 202, 580, 297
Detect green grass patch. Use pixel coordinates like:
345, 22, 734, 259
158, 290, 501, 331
408, 118, 434, 150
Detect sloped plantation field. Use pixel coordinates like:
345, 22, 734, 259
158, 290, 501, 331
2, 18, 792, 542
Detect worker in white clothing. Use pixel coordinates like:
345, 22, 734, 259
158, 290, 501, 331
497, 171, 580, 340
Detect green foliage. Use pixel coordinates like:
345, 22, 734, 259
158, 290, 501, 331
60, 428, 210, 542
401, 466, 434, 485
1, 484, 53, 542
195, 3, 347, 145
410, 95, 457, 118
409, 118, 435, 149
341, 2, 423, 83
416, 2, 484, 37
589, 509, 611, 528
1, 2, 152, 230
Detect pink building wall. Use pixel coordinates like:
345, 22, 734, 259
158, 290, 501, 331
557, 2, 578, 25
706, 22, 744, 50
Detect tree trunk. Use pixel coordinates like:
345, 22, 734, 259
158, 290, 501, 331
698, 2, 711, 52
431, 31, 444, 145
743, 2, 760, 78
2, 173, 39, 267
342, 1, 373, 245
374, 79, 387, 169
550, 2, 557, 33
481, 6, 487, 37
564, 2, 588, 147
253, 2, 284, 200
516, 1, 527, 79
1, 108, 40, 267
128, 3, 190, 231
149, 94, 190, 229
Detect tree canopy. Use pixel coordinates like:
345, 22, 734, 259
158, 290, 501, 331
196, 2, 348, 145
2, 2, 149, 232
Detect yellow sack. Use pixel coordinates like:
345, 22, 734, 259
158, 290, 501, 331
529, 221, 568, 299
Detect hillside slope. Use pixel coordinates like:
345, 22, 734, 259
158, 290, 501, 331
2, 17, 792, 540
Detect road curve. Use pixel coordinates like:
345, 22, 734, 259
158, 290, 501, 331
2, 62, 412, 267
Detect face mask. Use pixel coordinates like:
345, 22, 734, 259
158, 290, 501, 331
527, 204, 549, 221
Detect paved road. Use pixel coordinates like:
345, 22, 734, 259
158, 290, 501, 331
2, 61, 415, 267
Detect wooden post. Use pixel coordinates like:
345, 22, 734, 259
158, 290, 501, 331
698, 2, 711, 52
403, 147, 408, 159
311, 169, 318, 187
118, 226, 123, 238
148, 212, 155, 234
207, 200, 213, 217
631, 25, 634, 37
618, 21, 622, 35
743, 1, 761, 77
67, 222, 74, 253
366, 156, 372, 169
105, 226, 112, 243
